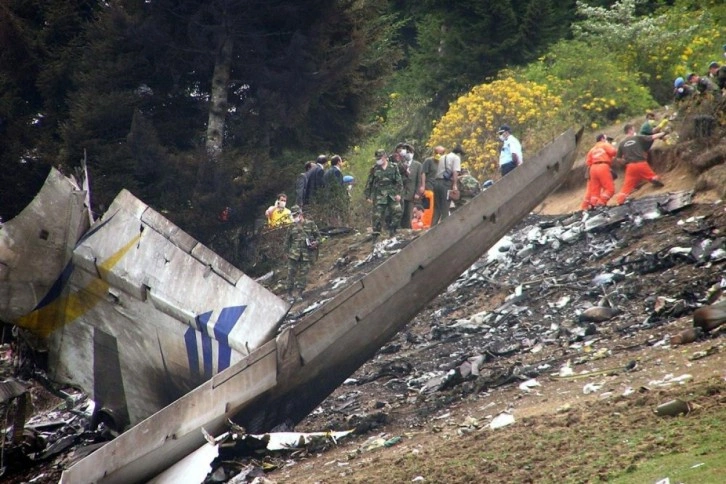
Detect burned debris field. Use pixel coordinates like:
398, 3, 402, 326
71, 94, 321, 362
274, 192, 726, 483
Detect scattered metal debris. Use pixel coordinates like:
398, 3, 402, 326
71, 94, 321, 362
654, 399, 691, 417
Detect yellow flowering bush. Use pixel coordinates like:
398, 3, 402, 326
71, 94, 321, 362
428, 78, 562, 179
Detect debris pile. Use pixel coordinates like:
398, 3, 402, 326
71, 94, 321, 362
295, 192, 725, 436
0, 376, 114, 482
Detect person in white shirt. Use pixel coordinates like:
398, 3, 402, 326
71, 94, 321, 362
497, 124, 522, 177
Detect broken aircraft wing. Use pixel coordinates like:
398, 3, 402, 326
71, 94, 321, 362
61, 128, 580, 483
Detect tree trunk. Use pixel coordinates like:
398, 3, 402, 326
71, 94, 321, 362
195, 34, 233, 202
205, 35, 233, 159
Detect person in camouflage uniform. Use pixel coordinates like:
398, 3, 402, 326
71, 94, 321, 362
452, 168, 481, 211
285, 205, 321, 302
364, 149, 404, 236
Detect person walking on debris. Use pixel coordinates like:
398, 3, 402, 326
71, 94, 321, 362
364, 149, 403, 236
285, 205, 320, 302
497, 124, 522, 177
581, 134, 617, 210
612, 124, 666, 205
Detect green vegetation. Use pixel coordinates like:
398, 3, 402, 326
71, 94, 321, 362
349, 0, 725, 204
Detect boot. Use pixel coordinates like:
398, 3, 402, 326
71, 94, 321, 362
295, 289, 304, 302
286, 289, 295, 304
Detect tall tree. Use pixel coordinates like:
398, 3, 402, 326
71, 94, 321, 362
0, 0, 98, 219
58, 0, 401, 221
393, 0, 576, 116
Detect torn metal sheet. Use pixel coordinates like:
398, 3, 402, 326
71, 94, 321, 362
0, 378, 27, 403
0, 168, 90, 321
244, 429, 354, 451
148, 441, 219, 484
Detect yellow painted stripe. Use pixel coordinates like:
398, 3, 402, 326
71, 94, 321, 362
16, 233, 143, 338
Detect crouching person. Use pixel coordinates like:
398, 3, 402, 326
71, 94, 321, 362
285, 205, 320, 302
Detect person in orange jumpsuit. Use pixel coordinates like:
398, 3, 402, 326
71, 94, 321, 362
613, 124, 666, 205
581, 134, 617, 210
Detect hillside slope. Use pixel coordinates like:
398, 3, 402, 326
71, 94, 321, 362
261, 114, 726, 483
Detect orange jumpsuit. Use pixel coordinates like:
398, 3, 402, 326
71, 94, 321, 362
581, 140, 617, 210
613, 135, 661, 205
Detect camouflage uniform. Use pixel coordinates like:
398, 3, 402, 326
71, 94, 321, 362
454, 172, 481, 209
285, 215, 321, 298
364, 161, 404, 235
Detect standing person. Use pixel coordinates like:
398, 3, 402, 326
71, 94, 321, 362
497, 125, 522, 177
323, 154, 344, 186
613, 124, 667, 205
420, 146, 444, 229
398, 144, 424, 229
295, 161, 313, 208
323, 155, 348, 227
580, 134, 617, 210
364, 149, 403, 236
305, 154, 327, 205
285, 205, 321, 302
265, 193, 293, 227
425, 145, 461, 226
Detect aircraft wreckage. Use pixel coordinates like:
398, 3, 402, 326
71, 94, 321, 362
0, 128, 580, 482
